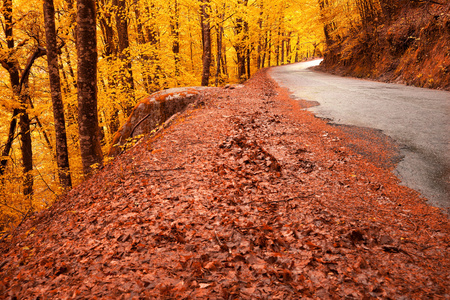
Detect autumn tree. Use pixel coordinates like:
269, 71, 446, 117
0, 0, 326, 230
200, 0, 212, 86
234, 0, 249, 82
0, 0, 43, 197
42, 0, 72, 189
76, 0, 103, 176
171, 0, 181, 77
113, 0, 135, 116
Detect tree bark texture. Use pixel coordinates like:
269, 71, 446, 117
98, 0, 120, 135
76, 0, 103, 177
235, 19, 246, 81
0, 0, 34, 197
98, 0, 117, 58
215, 22, 223, 86
113, 0, 135, 116
18, 46, 48, 197
200, 0, 211, 86
43, 0, 72, 189
0, 0, 20, 176
235, 0, 248, 82
171, 0, 180, 77
18, 98, 33, 196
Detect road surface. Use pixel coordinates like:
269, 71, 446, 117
270, 59, 450, 210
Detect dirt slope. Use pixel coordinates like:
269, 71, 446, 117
319, 2, 450, 90
1, 69, 449, 299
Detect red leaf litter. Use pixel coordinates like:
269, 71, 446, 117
1, 69, 449, 299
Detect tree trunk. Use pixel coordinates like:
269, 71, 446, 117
64, 0, 77, 43
98, 0, 116, 59
76, 0, 103, 177
43, 0, 72, 189
171, 0, 180, 78
245, 22, 250, 79
98, 0, 120, 135
133, 1, 152, 93
200, 0, 211, 86
0, 110, 19, 176
0, 0, 20, 176
261, 33, 268, 68
235, 26, 246, 80
221, 42, 228, 76
64, 45, 77, 89
234, 0, 249, 82
18, 96, 33, 197
256, 1, 264, 70
286, 34, 291, 63
0, 0, 36, 197
276, 26, 281, 66
215, 4, 226, 86
113, 0, 135, 117
215, 22, 223, 86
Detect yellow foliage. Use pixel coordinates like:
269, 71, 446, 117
0, 0, 326, 231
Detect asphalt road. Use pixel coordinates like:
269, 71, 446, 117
270, 59, 450, 210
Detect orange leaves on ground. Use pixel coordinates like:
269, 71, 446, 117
0, 69, 449, 299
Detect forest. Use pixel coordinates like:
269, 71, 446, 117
0, 0, 447, 231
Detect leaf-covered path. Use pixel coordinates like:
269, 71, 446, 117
1, 69, 449, 299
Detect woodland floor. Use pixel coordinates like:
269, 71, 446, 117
1, 69, 449, 299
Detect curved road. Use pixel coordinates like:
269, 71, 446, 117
270, 59, 450, 210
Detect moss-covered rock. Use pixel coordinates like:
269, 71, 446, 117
108, 87, 210, 157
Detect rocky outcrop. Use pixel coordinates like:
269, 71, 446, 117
319, 2, 450, 90
108, 87, 210, 157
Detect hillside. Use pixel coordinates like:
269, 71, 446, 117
319, 1, 450, 90
1, 69, 449, 298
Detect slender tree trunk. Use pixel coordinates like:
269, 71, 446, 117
256, 1, 263, 70
58, 56, 71, 94
76, 0, 103, 177
0, 110, 19, 176
215, 4, 226, 86
245, 21, 250, 78
234, 0, 249, 82
137, 3, 162, 92
0, 0, 20, 175
188, 13, 195, 73
63, 45, 77, 89
98, 0, 120, 136
221, 42, 228, 76
15, 49, 44, 198
246, 48, 251, 79
0, 0, 36, 197
171, 0, 180, 78
200, 0, 211, 86
98, 0, 116, 59
235, 24, 246, 80
133, 0, 153, 93
287, 33, 292, 63
18, 95, 33, 196
261, 33, 268, 68
215, 21, 223, 86
114, 0, 135, 117
43, 0, 72, 189
64, 0, 77, 43
267, 31, 272, 67
276, 26, 281, 66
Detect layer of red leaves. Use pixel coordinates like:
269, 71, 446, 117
1, 69, 449, 299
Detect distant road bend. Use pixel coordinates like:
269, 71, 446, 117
270, 59, 450, 211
